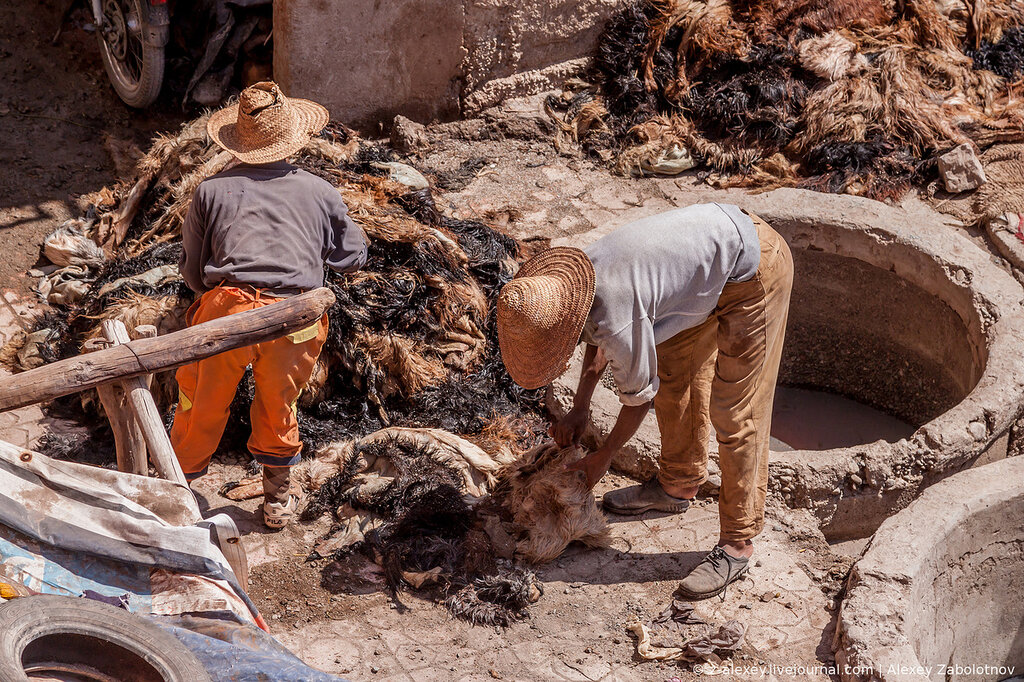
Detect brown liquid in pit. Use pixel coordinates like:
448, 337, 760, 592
770, 386, 916, 451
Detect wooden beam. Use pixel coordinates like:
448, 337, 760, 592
97, 380, 148, 476
0, 287, 335, 412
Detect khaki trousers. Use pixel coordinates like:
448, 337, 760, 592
653, 214, 793, 542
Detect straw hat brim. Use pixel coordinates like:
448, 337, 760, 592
498, 247, 596, 390
207, 97, 330, 164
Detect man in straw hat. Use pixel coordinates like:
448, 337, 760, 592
497, 203, 792, 599
170, 81, 367, 529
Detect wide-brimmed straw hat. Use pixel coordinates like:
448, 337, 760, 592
207, 81, 329, 164
497, 247, 596, 389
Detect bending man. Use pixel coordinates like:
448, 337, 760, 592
496, 203, 792, 598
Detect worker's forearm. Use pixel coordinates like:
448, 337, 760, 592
572, 344, 609, 413
598, 402, 651, 456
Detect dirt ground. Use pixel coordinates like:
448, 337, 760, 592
189, 463, 842, 682
0, 0, 182, 291
0, 4, 1010, 680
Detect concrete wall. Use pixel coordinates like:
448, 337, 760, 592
273, 0, 621, 130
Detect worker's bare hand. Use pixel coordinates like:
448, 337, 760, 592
549, 406, 589, 448
564, 449, 614, 490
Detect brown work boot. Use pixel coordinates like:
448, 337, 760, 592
602, 477, 693, 515
262, 465, 302, 530
676, 546, 749, 600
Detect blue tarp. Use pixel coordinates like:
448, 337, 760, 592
154, 616, 342, 682
0, 444, 342, 680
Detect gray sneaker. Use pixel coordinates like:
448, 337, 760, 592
602, 478, 693, 515
676, 546, 749, 600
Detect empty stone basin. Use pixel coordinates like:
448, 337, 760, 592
835, 455, 1024, 682
549, 189, 1024, 539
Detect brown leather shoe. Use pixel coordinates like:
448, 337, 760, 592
602, 477, 693, 515
676, 546, 749, 600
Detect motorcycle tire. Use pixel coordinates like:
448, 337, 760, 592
0, 595, 211, 682
96, 0, 165, 108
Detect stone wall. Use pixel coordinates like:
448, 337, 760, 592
273, 0, 622, 130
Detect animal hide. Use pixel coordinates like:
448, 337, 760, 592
300, 428, 550, 625
300, 430, 610, 624
492, 442, 612, 564
566, 0, 1024, 204
300, 428, 517, 504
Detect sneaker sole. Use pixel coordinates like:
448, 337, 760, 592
601, 499, 690, 516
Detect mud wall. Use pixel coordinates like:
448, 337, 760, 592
273, 0, 622, 129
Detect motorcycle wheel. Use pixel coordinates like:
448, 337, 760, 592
96, 0, 164, 108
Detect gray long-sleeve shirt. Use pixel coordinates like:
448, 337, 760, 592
581, 203, 760, 406
180, 161, 367, 295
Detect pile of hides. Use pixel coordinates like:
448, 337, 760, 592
627, 599, 745, 668
3, 113, 542, 459
549, 0, 1024, 203
298, 428, 611, 626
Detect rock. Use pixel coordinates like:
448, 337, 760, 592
390, 115, 428, 154
986, 213, 1024, 271
480, 94, 554, 141
702, 465, 722, 495
967, 421, 987, 440
937, 143, 986, 193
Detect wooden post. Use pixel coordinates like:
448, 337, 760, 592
0, 287, 335, 412
84, 338, 148, 477
101, 320, 188, 487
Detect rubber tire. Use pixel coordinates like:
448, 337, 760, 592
0, 595, 211, 682
97, 0, 164, 108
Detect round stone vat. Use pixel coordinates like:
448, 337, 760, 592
548, 188, 1024, 539
834, 455, 1024, 682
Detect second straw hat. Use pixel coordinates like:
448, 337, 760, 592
496, 247, 596, 389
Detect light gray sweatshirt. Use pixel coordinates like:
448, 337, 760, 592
581, 203, 760, 405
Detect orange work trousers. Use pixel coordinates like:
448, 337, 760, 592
169, 285, 328, 481
653, 214, 793, 542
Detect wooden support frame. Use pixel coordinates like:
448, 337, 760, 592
0, 286, 328, 593
92, 320, 188, 486
85, 325, 157, 477
0, 287, 334, 412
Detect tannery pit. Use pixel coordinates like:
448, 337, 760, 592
835, 455, 1024, 682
